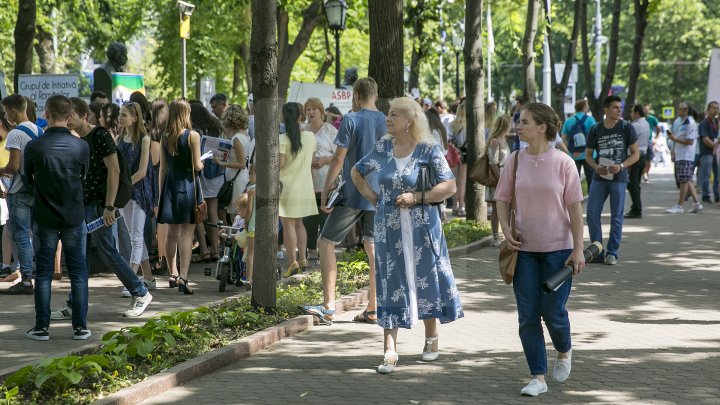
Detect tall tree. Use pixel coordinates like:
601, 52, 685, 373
464, 0, 486, 221
623, 0, 650, 120
13, 0, 36, 92
250, 0, 280, 310
548, 0, 581, 119
367, 0, 404, 114
581, 0, 622, 118
277, 1, 325, 99
521, 0, 540, 102
406, 0, 431, 94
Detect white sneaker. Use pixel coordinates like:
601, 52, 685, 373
665, 205, 684, 214
689, 203, 703, 213
123, 292, 153, 317
553, 349, 572, 382
520, 379, 548, 396
50, 305, 72, 320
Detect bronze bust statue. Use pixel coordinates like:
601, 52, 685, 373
93, 42, 128, 100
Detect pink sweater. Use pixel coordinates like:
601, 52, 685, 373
494, 148, 583, 252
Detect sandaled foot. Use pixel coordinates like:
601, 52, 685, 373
283, 261, 300, 278
353, 310, 377, 324
191, 252, 210, 263
298, 259, 309, 272
377, 351, 399, 374
299, 304, 335, 325
422, 336, 439, 361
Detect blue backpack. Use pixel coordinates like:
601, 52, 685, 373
14, 124, 44, 193
567, 115, 588, 155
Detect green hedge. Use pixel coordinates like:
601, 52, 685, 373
443, 219, 492, 248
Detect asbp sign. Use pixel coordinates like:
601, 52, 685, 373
18, 74, 79, 118
288, 81, 353, 114
112, 73, 145, 105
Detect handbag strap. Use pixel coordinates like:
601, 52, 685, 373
187, 130, 203, 203
509, 151, 520, 237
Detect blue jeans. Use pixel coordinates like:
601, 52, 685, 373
586, 180, 626, 258
7, 192, 34, 280
698, 154, 718, 200
33, 223, 88, 329
84, 204, 147, 297
513, 250, 573, 375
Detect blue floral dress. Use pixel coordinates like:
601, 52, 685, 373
355, 138, 464, 329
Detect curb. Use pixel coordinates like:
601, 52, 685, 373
448, 235, 494, 256
91, 287, 370, 405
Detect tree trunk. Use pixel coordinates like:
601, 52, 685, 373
464, 0, 486, 222
13, 0, 36, 93
407, 0, 426, 94
549, 0, 581, 120
368, 0, 404, 114
250, 0, 280, 309
276, 1, 324, 100
624, 0, 649, 120
522, 0, 540, 103
35, 23, 55, 74
232, 54, 242, 99
315, 25, 334, 83
240, 42, 252, 95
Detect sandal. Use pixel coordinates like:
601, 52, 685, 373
298, 259, 309, 272
177, 277, 194, 295
168, 274, 178, 288
353, 310, 377, 324
283, 261, 300, 278
191, 252, 210, 263
299, 304, 335, 325
377, 351, 399, 374
422, 336, 439, 361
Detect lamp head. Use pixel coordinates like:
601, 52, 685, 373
177, 0, 195, 16
323, 0, 348, 31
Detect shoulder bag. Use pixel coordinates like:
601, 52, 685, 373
217, 169, 241, 209
188, 131, 208, 224
470, 142, 500, 187
498, 151, 520, 285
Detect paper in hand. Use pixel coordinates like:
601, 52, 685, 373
199, 151, 214, 161
597, 157, 615, 180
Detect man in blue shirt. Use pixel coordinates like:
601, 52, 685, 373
302, 78, 386, 324
561, 99, 597, 190
23, 95, 91, 341
697, 101, 719, 203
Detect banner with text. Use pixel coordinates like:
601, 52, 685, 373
112, 73, 145, 105
288, 82, 353, 115
18, 74, 79, 118
707, 48, 720, 107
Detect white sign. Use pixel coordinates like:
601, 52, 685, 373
554, 63, 579, 84
0, 72, 7, 99
287, 81, 354, 115
199, 77, 216, 110
707, 48, 720, 106
18, 74, 79, 118
564, 83, 576, 117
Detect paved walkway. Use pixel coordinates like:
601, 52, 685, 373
143, 166, 720, 405
2, 166, 720, 404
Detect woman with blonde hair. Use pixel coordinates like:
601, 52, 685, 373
303, 97, 338, 263
219, 105, 254, 220
450, 103, 467, 216
157, 99, 204, 294
352, 96, 464, 374
486, 115, 511, 246
117, 102, 155, 288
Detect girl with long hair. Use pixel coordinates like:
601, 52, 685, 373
117, 102, 155, 289
450, 102, 467, 216
100, 103, 121, 141
485, 115, 511, 246
149, 99, 170, 274
278, 102, 318, 278
158, 99, 204, 294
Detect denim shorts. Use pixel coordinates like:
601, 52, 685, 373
319, 205, 375, 244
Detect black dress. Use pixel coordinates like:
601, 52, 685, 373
158, 130, 199, 224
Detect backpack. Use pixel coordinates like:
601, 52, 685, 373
15, 124, 44, 140
567, 115, 588, 155
89, 127, 132, 208
14, 124, 44, 194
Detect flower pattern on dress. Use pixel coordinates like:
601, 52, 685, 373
353, 139, 464, 330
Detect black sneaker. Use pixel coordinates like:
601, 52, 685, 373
715, 196, 720, 203
73, 326, 92, 340
589, 251, 606, 264
26, 326, 50, 341
702, 197, 711, 203
0, 266, 12, 278
0, 281, 34, 295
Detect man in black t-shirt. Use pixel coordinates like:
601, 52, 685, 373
585, 96, 640, 265
49, 98, 153, 322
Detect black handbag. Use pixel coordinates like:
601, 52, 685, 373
217, 170, 241, 209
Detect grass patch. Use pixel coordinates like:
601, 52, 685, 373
443, 219, 492, 249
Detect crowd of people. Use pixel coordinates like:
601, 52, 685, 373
2, 73, 718, 397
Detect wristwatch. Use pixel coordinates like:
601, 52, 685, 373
105, 206, 116, 211
619, 163, 625, 170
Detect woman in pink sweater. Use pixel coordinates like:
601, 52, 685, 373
495, 103, 585, 397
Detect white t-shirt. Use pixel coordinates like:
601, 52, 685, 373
631, 118, 651, 152
672, 116, 698, 162
5, 121, 40, 194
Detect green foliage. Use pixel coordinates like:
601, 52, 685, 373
442, 219, 492, 248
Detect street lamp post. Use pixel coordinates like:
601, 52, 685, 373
451, 31, 464, 99
323, 0, 348, 89
177, 1, 195, 99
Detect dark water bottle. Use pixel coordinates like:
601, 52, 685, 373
543, 242, 602, 293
